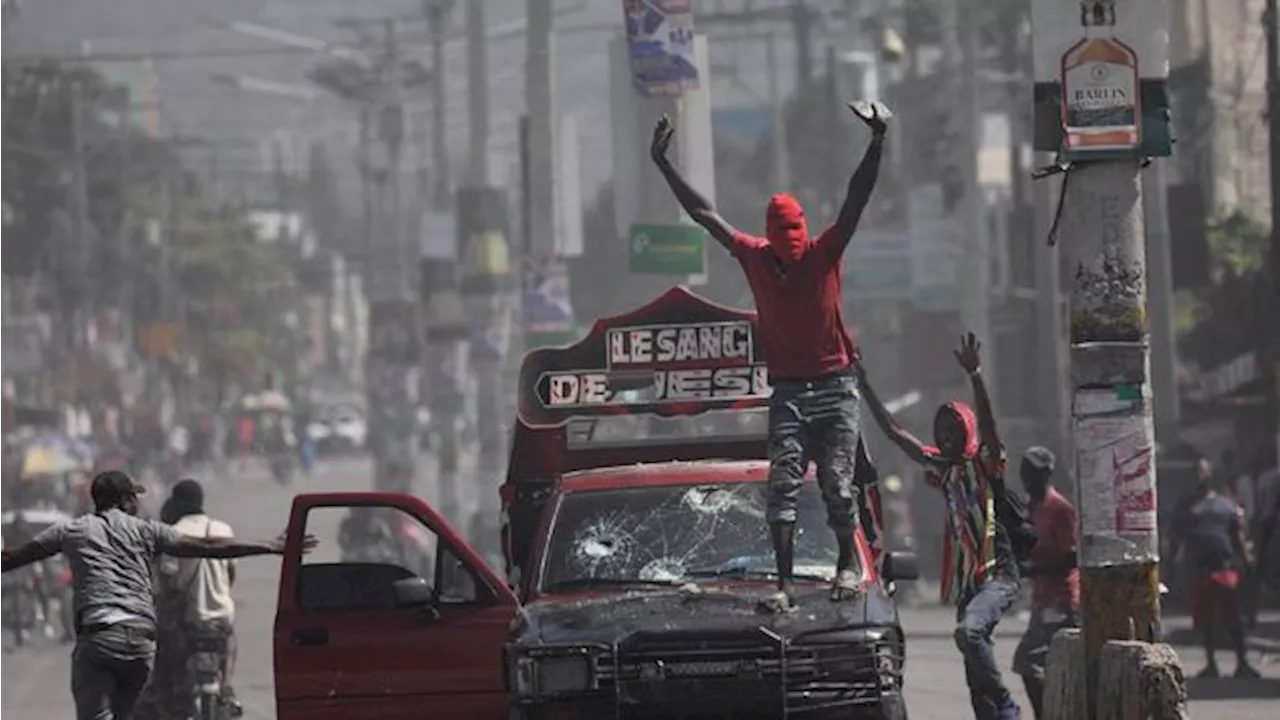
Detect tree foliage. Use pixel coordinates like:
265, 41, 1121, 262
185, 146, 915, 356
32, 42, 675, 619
2, 60, 304, 384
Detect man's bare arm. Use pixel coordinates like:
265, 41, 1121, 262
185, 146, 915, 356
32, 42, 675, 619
1, 543, 58, 573
650, 114, 741, 251
164, 535, 283, 559
826, 134, 884, 256
853, 359, 932, 465
955, 333, 1001, 450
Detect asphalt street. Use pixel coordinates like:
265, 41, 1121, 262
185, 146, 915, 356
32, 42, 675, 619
3, 457, 1276, 719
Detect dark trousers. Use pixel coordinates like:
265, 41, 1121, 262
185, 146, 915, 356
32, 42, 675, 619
71, 625, 157, 720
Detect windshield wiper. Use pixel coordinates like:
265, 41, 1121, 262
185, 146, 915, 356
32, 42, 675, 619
684, 566, 831, 583
542, 577, 682, 592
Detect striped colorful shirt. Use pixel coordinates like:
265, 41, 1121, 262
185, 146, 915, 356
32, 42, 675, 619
924, 444, 1006, 606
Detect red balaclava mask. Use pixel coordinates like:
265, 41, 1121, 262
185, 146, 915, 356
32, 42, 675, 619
766, 193, 808, 263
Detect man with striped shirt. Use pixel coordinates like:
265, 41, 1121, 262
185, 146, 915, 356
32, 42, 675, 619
856, 334, 1022, 720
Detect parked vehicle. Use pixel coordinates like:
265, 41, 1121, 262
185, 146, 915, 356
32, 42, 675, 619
271, 289, 917, 720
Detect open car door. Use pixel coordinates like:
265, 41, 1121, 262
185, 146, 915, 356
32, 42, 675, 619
273, 491, 517, 720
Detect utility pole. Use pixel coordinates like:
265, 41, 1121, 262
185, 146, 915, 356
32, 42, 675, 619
525, 0, 558, 264
1143, 158, 1180, 438
1050, 1, 1164, 705
1266, 0, 1280, 313
466, 0, 490, 184
1264, 0, 1280, 476
426, 0, 453, 208
943, 0, 992, 380
68, 69, 90, 356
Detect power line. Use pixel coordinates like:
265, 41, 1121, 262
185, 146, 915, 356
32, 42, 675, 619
5, 44, 406, 64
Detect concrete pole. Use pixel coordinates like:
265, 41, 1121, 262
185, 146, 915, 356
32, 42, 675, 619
1059, 160, 1163, 703
525, 0, 559, 258
1033, 160, 1069, 462
428, 3, 452, 209
946, 0, 993, 380
1143, 158, 1180, 439
765, 32, 792, 191
466, 0, 490, 184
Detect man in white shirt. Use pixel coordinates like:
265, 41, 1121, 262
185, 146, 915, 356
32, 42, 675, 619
159, 479, 242, 717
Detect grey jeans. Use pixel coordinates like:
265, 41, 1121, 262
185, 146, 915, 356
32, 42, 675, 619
764, 372, 861, 530
955, 578, 1022, 720
72, 625, 157, 720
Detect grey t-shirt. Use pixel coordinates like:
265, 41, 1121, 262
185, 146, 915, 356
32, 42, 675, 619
32, 508, 184, 629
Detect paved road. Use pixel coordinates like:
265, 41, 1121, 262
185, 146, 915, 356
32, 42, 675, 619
4, 458, 1276, 718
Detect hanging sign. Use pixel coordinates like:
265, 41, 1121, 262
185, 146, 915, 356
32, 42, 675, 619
1058, 2, 1140, 153
1031, 0, 1171, 160
621, 0, 699, 96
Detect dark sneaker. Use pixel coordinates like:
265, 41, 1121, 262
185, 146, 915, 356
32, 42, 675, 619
830, 569, 861, 601
1195, 664, 1220, 679
1233, 663, 1261, 679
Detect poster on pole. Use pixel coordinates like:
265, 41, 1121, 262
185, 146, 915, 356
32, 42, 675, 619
1074, 391, 1158, 564
621, 0, 699, 96
1030, 0, 1171, 160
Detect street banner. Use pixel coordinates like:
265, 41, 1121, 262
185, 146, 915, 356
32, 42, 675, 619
1030, 0, 1171, 160
521, 256, 577, 348
628, 223, 706, 275
621, 0, 699, 96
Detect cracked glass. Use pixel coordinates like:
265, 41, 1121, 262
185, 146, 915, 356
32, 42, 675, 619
539, 481, 855, 590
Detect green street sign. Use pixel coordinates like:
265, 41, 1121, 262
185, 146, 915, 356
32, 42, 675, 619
629, 224, 706, 275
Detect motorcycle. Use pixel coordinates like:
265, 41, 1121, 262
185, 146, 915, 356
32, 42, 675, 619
187, 626, 234, 720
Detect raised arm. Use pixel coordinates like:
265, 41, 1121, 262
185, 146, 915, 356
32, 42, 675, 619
650, 114, 743, 252
852, 353, 933, 465
818, 102, 888, 260
954, 333, 1000, 450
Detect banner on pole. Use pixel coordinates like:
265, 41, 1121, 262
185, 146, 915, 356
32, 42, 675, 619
1030, 0, 1172, 161
621, 0, 699, 96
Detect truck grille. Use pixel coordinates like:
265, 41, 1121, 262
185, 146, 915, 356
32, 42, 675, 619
596, 629, 900, 717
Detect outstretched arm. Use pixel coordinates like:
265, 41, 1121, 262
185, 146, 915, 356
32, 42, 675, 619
818, 102, 888, 260
1, 542, 58, 573
650, 114, 743, 252
164, 535, 284, 559
954, 333, 1000, 450
853, 355, 932, 465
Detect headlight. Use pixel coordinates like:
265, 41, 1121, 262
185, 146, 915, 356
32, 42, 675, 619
513, 653, 594, 697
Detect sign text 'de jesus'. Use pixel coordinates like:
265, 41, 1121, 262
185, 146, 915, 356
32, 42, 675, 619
541, 320, 770, 408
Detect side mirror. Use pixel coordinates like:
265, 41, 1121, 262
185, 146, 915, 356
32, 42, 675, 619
392, 576, 435, 608
883, 551, 920, 583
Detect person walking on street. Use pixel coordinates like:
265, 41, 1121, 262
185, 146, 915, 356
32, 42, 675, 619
855, 334, 1022, 719
650, 100, 887, 611
158, 479, 244, 716
1170, 459, 1260, 679
1011, 447, 1080, 719
0, 470, 313, 720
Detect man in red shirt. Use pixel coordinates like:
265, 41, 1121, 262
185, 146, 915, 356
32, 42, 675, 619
650, 102, 887, 609
1011, 447, 1080, 719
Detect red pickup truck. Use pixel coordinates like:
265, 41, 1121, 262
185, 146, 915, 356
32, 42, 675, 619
272, 288, 919, 720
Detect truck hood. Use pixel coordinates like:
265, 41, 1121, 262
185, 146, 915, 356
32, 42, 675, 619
511, 582, 898, 648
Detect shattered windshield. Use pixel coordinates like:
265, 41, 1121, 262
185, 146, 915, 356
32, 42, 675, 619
539, 481, 855, 591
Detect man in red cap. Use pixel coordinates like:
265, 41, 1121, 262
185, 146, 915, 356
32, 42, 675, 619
650, 101, 887, 610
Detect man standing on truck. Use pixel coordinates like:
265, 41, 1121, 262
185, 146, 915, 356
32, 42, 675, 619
0, 470, 311, 720
650, 100, 887, 610
854, 335, 1023, 719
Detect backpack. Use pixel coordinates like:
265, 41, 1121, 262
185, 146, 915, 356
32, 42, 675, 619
991, 475, 1038, 571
